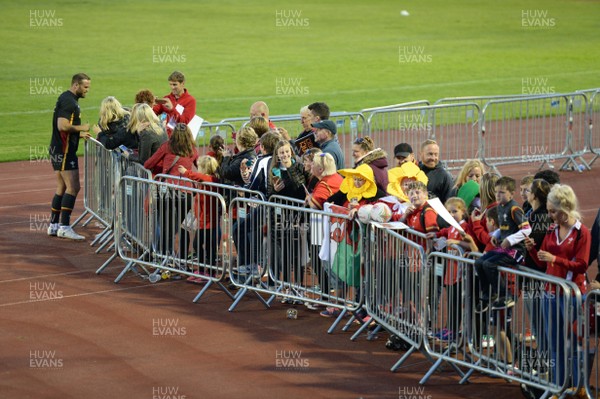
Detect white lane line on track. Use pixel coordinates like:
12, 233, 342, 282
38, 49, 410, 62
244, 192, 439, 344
0, 283, 160, 307
0, 267, 121, 284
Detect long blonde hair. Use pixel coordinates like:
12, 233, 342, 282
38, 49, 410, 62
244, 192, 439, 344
454, 159, 486, 189
547, 184, 582, 222
127, 103, 164, 136
98, 96, 129, 130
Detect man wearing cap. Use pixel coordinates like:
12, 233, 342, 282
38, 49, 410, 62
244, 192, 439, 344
313, 120, 345, 169
394, 143, 416, 166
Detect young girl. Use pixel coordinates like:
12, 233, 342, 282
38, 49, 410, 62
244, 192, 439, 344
178, 156, 221, 283
427, 197, 474, 341
267, 140, 305, 200
470, 172, 500, 252
452, 159, 486, 212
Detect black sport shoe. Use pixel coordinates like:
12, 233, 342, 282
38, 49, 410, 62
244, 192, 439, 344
474, 301, 489, 314
492, 297, 515, 310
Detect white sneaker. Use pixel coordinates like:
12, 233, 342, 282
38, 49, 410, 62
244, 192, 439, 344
57, 226, 85, 241
47, 223, 59, 236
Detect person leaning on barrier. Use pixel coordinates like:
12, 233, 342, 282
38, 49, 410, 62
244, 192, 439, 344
312, 120, 344, 170
302, 148, 323, 193
306, 153, 343, 210
474, 176, 531, 313
243, 131, 281, 196
93, 96, 134, 151
418, 139, 454, 204
469, 172, 500, 252
353, 136, 389, 193
522, 179, 552, 272
320, 164, 384, 318
524, 184, 591, 389
144, 123, 199, 259
126, 103, 167, 166
47, 73, 91, 241
450, 159, 485, 211
218, 127, 258, 187
266, 140, 306, 200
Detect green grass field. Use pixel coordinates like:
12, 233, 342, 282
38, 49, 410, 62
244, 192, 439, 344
1, 0, 599, 162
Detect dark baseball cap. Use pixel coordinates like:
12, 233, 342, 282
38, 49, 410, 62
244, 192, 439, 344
311, 120, 337, 135
394, 143, 413, 157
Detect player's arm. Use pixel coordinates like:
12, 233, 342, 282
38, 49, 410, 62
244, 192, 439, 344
57, 117, 90, 137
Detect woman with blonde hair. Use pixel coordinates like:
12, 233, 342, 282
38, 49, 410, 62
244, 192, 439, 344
306, 153, 343, 210
94, 96, 135, 150
525, 184, 591, 388
127, 103, 167, 165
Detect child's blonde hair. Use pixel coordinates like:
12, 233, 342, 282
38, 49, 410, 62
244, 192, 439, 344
445, 197, 467, 220
197, 155, 219, 175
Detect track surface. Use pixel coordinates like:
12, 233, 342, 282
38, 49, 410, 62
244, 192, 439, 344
0, 157, 598, 399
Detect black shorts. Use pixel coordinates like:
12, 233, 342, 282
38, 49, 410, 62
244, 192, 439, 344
50, 149, 78, 171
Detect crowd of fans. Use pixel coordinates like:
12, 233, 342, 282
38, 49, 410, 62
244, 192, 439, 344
60, 70, 600, 394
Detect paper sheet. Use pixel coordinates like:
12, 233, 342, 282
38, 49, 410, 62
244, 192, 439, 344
427, 197, 465, 233
187, 115, 204, 140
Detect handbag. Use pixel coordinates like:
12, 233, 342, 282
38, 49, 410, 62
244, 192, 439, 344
181, 209, 198, 232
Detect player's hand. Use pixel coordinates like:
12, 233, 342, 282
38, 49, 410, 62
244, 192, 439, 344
80, 131, 91, 139
80, 123, 90, 132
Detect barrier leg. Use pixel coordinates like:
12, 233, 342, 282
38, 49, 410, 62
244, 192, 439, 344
390, 346, 417, 372
96, 252, 118, 274
81, 214, 95, 227
326, 308, 348, 334
91, 227, 111, 247
95, 233, 114, 254
71, 210, 89, 228
228, 287, 248, 312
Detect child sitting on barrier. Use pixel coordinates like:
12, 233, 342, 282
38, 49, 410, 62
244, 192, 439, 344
178, 156, 221, 283
474, 176, 531, 313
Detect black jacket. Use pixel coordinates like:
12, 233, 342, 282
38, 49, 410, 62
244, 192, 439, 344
419, 162, 454, 204
97, 116, 137, 150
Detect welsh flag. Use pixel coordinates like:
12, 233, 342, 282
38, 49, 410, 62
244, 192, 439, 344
319, 204, 361, 287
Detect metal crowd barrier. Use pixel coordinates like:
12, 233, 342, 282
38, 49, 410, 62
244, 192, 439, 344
363, 224, 432, 371
434, 94, 535, 109
366, 103, 480, 173
73, 138, 117, 247
584, 289, 600, 399
587, 90, 600, 167
227, 197, 365, 331
111, 175, 236, 302
457, 263, 583, 398
479, 92, 589, 173
360, 100, 430, 124
95, 155, 152, 274
195, 121, 236, 150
